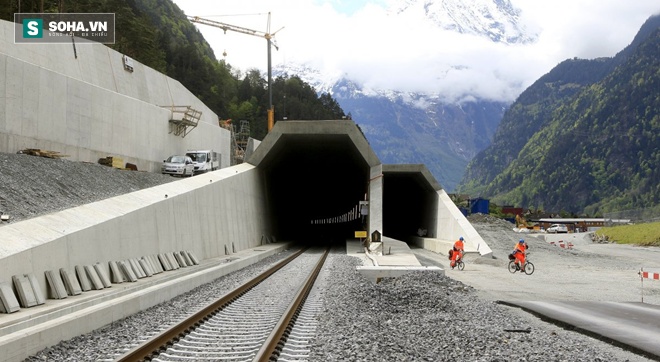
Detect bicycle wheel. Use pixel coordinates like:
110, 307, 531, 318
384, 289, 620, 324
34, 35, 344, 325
457, 260, 465, 271
524, 262, 535, 275
507, 261, 518, 273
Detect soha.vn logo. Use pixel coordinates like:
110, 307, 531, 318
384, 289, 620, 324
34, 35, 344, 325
23, 18, 43, 38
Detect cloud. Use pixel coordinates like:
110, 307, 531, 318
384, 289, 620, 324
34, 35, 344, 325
174, 0, 660, 103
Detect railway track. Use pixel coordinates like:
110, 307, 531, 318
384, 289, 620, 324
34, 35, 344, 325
115, 247, 329, 362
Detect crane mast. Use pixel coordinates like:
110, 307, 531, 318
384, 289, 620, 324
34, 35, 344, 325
187, 14, 283, 132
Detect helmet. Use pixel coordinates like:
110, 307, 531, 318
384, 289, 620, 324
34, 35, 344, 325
459, 236, 464, 241
519, 239, 525, 244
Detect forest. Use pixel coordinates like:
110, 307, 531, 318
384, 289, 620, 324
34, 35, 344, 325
1, 0, 347, 140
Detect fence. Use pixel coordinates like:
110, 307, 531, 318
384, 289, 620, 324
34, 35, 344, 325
638, 268, 660, 303
603, 207, 660, 225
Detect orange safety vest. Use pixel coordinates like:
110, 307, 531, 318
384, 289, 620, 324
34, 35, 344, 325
454, 240, 464, 251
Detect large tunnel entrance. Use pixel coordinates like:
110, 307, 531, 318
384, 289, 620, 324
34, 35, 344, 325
257, 133, 370, 243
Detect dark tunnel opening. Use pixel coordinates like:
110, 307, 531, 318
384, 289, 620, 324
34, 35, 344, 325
382, 172, 439, 241
261, 134, 369, 244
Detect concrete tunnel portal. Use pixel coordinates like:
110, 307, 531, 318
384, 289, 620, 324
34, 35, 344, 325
247, 121, 442, 244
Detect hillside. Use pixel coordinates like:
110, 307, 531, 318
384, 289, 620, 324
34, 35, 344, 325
457, 15, 660, 215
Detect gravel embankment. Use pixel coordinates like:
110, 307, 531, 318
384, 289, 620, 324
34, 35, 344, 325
0, 152, 175, 223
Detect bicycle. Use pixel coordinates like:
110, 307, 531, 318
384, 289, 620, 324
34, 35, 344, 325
508, 254, 534, 275
451, 252, 465, 271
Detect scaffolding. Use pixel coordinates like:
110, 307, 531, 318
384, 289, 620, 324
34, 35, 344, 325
220, 119, 251, 165
161, 105, 202, 138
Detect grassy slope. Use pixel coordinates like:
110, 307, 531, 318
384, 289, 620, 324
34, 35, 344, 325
594, 221, 660, 246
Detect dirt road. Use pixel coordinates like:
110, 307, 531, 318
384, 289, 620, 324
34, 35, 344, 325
413, 216, 660, 305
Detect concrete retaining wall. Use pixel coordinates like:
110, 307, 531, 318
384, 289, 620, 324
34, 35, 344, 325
0, 163, 274, 299
432, 189, 492, 257
0, 20, 231, 172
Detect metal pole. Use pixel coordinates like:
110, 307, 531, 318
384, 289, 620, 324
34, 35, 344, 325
267, 38, 272, 111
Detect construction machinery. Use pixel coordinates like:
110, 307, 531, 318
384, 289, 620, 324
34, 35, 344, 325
515, 214, 529, 229
188, 13, 284, 132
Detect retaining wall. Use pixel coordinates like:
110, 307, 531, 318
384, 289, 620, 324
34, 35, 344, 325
0, 163, 273, 299
0, 19, 231, 171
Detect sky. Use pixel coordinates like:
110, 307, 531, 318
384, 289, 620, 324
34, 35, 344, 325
172, 0, 660, 103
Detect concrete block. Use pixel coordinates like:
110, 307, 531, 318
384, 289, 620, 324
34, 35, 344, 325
0, 281, 20, 313
84, 265, 104, 290
93, 263, 112, 288
166, 253, 179, 269
149, 255, 163, 273
138, 259, 153, 277
12, 274, 38, 308
118, 261, 137, 282
158, 254, 172, 271
75, 265, 91, 292
180, 251, 193, 267
356, 266, 444, 284
187, 250, 200, 265
26, 273, 46, 305
174, 251, 187, 267
128, 259, 145, 278
108, 261, 124, 283
45, 270, 68, 299
59, 268, 82, 296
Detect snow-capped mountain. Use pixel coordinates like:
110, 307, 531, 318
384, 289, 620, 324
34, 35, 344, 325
392, 0, 536, 44
276, 0, 537, 191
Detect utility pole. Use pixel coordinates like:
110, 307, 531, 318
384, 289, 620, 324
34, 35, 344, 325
187, 13, 284, 132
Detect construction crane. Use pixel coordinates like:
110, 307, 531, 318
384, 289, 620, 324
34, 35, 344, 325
187, 13, 284, 132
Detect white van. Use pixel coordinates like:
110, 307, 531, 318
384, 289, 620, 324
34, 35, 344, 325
185, 150, 220, 174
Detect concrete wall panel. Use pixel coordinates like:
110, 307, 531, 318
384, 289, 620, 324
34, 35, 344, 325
0, 20, 231, 174
0, 164, 267, 298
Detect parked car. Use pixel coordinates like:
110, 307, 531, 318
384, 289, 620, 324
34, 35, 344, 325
546, 224, 568, 233
161, 155, 194, 177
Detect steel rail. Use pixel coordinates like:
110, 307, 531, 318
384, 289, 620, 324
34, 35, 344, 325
114, 248, 307, 362
253, 247, 330, 362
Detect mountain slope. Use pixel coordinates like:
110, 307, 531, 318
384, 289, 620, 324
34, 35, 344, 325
457, 15, 660, 214
283, 0, 532, 191
330, 82, 506, 190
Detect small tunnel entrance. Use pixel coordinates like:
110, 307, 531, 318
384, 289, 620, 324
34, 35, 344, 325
382, 167, 440, 241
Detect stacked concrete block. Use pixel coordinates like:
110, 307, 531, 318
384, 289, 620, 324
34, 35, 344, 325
45, 270, 68, 299
138, 259, 153, 277
0, 282, 20, 313
60, 268, 82, 296
186, 250, 200, 265
76, 265, 92, 292
118, 261, 138, 282
148, 255, 163, 274
166, 253, 180, 269
180, 251, 192, 267
174, 252, 188, 267
12, 275, 39, 308
128, 259, 145, 279
26, 273, 46, 305
159, 254, 173, 271
109, 261, 124, 284
94, 263, 112, 288
84, 265, 104, 290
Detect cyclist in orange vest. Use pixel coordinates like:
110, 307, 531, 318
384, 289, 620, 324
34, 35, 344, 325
450, 236, 465, 269
512, 239, 528, 270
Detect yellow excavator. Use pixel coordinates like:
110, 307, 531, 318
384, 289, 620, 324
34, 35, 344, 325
515, 214, 529, 229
